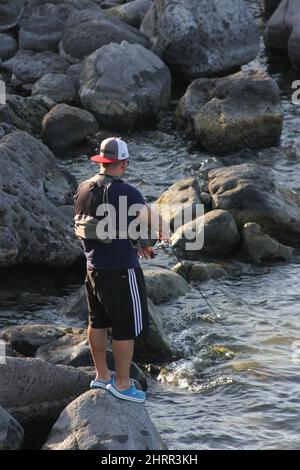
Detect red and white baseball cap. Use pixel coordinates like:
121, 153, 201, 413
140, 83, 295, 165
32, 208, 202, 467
90, 137, 129, 164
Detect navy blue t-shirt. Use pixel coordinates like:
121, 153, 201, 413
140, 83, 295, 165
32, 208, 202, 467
82, 181, 146, 270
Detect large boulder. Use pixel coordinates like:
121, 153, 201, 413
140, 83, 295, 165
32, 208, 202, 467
106, 0, 153, 28
140, 0, 260, 81
0, 0, 25, 32
0, 130, 82, 268
208, 163, 300, 245
79, 40, 171, 130
174, 68, 283, 154
265, 0, 300, 69
2, 50, 69, 85
0, 34, 17, 61
43, 389, 166, 450
143, 267, 190, 304
171, 209, 241, 258
0, 94, 56, 136
0, 406, 24, 450
42, 103, 99, 149
242, 222, 294, 263
19, 4, 74, 52
32, 74, 76, 104
0, 357, 90, 427
60, 9, 150, 63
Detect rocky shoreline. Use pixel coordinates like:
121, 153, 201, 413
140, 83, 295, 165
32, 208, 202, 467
0, 0, 299, 450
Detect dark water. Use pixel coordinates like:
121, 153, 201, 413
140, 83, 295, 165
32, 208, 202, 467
0, 0, 300, 450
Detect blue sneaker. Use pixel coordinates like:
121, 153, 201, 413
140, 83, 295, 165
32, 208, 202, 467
90, 374, 115, 390
106, 382, 146, 403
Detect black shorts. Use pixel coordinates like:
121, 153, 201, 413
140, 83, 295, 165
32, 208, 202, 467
85, 267, 149, 341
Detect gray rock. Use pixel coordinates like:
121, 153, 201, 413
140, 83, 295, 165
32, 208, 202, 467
172, 209, 241, 258
60, 9, 150, 63
172, 260, 228, 281
0, 130, 82, 268
0, 94, 56, 136
265, 0, 300, 69
155, 177, 202, 229
0, 324, 67, 356
242, 222, 294, 263
106, 0, 152, 28
79, 40, 171, 130
140, 0, 260, 81
208, 163, 300, 246
143, 267, 190, 304
0, 357, 90, 427
43, 389, 166, 450
2, 50, 69, 85
42, 103, 99, 149
32, 74, 76, 104
174, 68, 283, 154
0, 0, 25, 32
0, 406, 24, 450
19, 4, 74, 52
0, 34, 17, 61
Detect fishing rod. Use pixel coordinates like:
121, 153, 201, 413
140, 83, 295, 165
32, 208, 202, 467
156, 240, 234, 338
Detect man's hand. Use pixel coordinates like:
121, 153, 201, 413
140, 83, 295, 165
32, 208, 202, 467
138, 246, 155, 260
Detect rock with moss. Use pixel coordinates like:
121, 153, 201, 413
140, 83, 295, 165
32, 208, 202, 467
105, 0, 152, 27
174, 69, 283, 154
172, 260, 228, 281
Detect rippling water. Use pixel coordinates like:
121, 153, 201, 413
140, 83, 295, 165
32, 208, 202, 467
0, 0, 300, 450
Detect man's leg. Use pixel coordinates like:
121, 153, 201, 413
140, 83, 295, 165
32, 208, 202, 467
112, 339, 134, 390
87, 326, 111, 381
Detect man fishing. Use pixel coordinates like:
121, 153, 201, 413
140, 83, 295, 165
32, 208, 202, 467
74, 137, 169, 403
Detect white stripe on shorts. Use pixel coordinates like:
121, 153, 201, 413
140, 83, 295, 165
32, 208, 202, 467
128, 268, 143, 337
